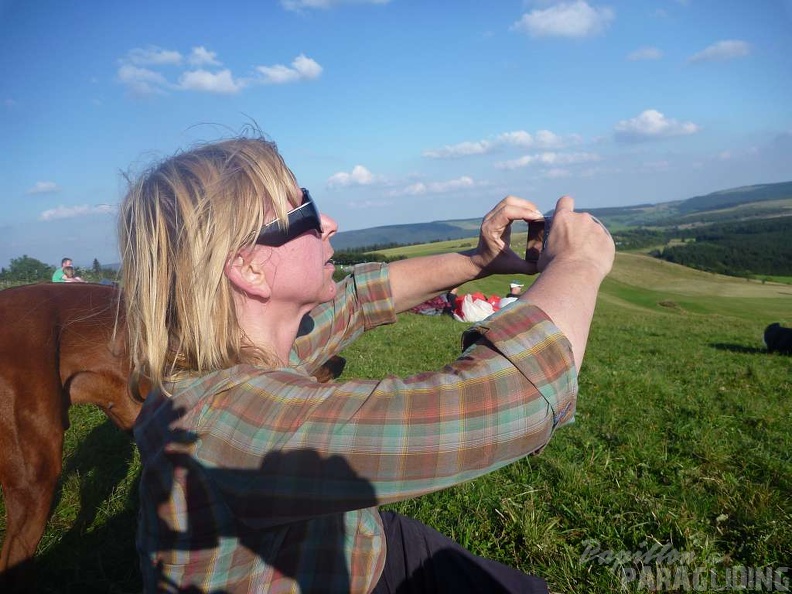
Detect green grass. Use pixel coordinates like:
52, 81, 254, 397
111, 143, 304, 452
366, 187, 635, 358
375, 236, 481, 259
2, 255, 791, 593
344, 290, 792, 591
761, 275, 792, 285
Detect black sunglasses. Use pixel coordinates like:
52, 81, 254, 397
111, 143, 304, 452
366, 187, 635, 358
256, 188, 323, 247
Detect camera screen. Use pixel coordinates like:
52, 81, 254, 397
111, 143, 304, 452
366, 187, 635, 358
525, 217, 552, 262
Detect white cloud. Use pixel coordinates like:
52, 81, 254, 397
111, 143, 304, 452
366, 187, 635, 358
117, 64, 170, 95
614, 109, 700, 142
496, 131, 533, 147
531, 130, 583, 149
281, 0, 390, 11
327, 165, 382, 188
257, 54, 323, 84
628, 46, 663, 61
422, 141, 493, 159
346, 199, 394, 210
178, 69, 245, 94
495, 151, 601, 171
188, 46, 221, 66
40, 204, 115, 221
117, 47, 322, 96
709, 146, 760, 163
117, 49, 180, 95
388, 176, 477, 197
293, 54, 323, 78
504, 130, 582, 149
26, 181, 60, 195
423, 129, 582, 159
688, 40, 751, 63
511, 1, 615, 38
125, 46, 182, 66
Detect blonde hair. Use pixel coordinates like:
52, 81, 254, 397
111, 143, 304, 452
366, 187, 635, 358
118, 136, 300, 394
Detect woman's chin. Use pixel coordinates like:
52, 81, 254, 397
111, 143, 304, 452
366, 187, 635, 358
318, 274, 337, 302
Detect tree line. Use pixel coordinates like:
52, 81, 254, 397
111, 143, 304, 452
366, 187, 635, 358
5, 216, 789, 286
331, 243, 409, 266
0, 255, 118, 284
656, 217, 792, 277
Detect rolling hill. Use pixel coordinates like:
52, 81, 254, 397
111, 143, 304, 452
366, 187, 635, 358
331, 180, 792, 250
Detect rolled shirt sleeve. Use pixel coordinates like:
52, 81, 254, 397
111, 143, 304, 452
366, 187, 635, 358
460, 300, 578, 430
189, 300, 577, 517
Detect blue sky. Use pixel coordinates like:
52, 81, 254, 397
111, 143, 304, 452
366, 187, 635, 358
2, 0, 791, 269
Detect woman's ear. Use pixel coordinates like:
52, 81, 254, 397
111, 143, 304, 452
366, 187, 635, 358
224, 248, 271, 300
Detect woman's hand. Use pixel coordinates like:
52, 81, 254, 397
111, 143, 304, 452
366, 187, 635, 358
539, 196, 615, 283
467, 195, 546, 278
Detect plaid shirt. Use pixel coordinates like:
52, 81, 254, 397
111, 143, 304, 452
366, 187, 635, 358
135, 263, 578, 593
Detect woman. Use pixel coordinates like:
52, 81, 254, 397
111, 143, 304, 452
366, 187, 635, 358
119, 135, 614, 593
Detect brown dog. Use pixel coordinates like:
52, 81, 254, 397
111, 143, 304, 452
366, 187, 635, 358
0, 282, 345, 591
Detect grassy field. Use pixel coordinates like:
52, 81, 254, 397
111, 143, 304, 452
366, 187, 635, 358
1, 254, 790, 593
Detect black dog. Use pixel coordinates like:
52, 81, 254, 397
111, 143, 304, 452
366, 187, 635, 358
764, 323, 792, 354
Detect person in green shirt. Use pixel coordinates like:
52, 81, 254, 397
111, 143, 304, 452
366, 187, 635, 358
51, 257, 72, 282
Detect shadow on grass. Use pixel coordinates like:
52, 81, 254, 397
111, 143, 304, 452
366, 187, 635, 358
56, 419, 137, 533
709, 342, 767, 355
35, 419, 142, 594
34, 504, 142, 594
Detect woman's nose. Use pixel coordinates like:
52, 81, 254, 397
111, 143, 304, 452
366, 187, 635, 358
321, 213, 338, 239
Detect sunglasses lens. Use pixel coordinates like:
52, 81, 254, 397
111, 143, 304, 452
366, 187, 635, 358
256, 190, 322, 246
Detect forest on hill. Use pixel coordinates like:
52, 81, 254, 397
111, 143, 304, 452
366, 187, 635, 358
656, 216, 792, 277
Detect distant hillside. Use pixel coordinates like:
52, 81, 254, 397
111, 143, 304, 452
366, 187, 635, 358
331, 219, 527, 251
332, 180, 792, 250
678, 181, 792, 214
586, 180, 792, 229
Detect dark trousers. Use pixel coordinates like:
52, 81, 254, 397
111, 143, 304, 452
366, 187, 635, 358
372, 511, 550, 594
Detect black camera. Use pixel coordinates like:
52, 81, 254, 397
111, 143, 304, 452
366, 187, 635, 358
525, 217, 552, 263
